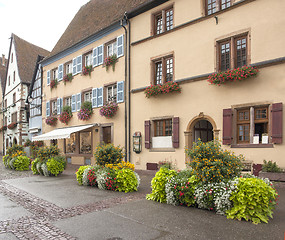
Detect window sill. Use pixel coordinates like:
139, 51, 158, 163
231, 144, 273, 148
149, 148, 175, 152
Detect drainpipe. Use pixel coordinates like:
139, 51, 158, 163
120, 15, 128, 162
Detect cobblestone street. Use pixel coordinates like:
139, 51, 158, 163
0, 160, 284, 240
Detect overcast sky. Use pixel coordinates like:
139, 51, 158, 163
0, 0, 90, 58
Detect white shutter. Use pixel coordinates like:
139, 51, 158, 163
71, 95, 76, 112
92, 88, 97, 108
117, 35, 124, 57
97, 87, 103, 107
76, 93, 81, 111
57, 98, 61, 115
46, 101, 50, 117
92, 47, 98, 67
98, 45, 104, 65
117, 81, 124, 103
58, 64, 63, 81
77, 56, 82, 73
72, 58, 77, 75
47, 70, 50, 85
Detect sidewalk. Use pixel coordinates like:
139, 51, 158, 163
0, 162, 284, 240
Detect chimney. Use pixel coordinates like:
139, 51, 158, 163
2, 54, 5, 66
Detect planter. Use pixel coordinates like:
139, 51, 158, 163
144, 82, 181, 98
8, 122, 17, 130
63, 73, 73, 84
50, 79, 58, 89
99, 102, 118, 118
45, 116, 58, 126
104, 55, 117, 71
82, 65, 92, 76
259, 171, 285, 182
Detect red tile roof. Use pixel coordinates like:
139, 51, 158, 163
48, 0, 154, 59
13, 34, 49, 84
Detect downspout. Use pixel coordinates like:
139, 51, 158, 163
120, 15, 128, 162
127, 19, 131, 163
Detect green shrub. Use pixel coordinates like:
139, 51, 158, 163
76, 165, 91, 185
262, 160, 282, 173
13, 156, 30, 171
146, 167, 177, 203
186, 140, 243, 183
46, 158, 65, 176
94, 144, 124, 166
116, 168, 138, 193
226, 177, 278, 224
3, 155, 11, 168
37, 145, 60, 161
31, 158, 40, 174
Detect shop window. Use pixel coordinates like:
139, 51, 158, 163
80, 131, 92, 154
65, 133, 76, 154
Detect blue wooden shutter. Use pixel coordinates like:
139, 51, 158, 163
93, 47, 98, 67
46, 101, 50, 117
58, 64, 63, 81
72, 58, 77, 75
57, 98, 61, 115
97, 87, 103, 107
47, 70, 50, 85
77, 56, 82, 73
117, 81, 124, 103
76, 93, 81, 110
117, 35, 124, 57
92, 88, 97, 108
98, 45, 104, 65
71, 95, 76, 112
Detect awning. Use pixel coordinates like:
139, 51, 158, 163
32, 124, 95, 141
29, 127, 41, 134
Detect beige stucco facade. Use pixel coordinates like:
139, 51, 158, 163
129, 0, 285, 169
41, 27, 127, 165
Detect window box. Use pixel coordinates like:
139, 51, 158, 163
59, 106, 73, 125
7, 122, 17, 130
45, 116, 58, 126
144, 81, 181, 98
208, 66, 258, 86
99, 102, 119, 118
63, 73, 73, 84
0, 125, 7, 131
77, 101, 93, 121
82, 65, 92, 76
50, 79, 58, 89
104, 55, 118, 71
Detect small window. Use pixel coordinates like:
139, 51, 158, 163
13, 71, 15, 83
52, 68, 58, 81
152, 55, 174, 85
8, 76, 10, 86
218, 34, 248, 71
65, 97, 72, 107
65, 62, 72, 75
83, 51, 92, 67
11, 112, 17, 123
84, 91, 92, 102
13, 93, 16, 103
106, 85, 117, 103
205, 0, 232, 16
106, 40, 117, 57
154, 119, 173, 137
153, 7, 174, 36
51, 100, 57, 115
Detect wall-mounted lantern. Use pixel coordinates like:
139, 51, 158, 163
133, 131, 141, 153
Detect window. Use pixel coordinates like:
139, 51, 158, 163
154, 119, 172, 137
13, 93, 16, 103
11, 53, 13, 63
107, 85, 117, 103
8, 76, 10, 86
51, 68, 58, 81
65, 133, 76, 153
4, 99, 7, 109
11, 112, 17, 123
65, 97, 71, 107
218, 34, 248, 71
51, 100, 57, 115
107, 40, 117, 57
83, 52, 92, 66
65, 61, 72, 74
80, 131, 92, 154
153, 7, 174, 35
152, 55, 174, 85
13, 71, 15, 83
205, 0, 232, 16
84, 91, 92, 102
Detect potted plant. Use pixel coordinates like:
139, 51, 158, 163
8, 122, 17, 130
63, 73, 73, 84
259, 160, 285, 181
82, 65, 92, 76
50, 79, 58, 89
59, 106, 73, 125
0, 125, 7, 131
104, 54, 118, 71
77, 101, 93, 121
208, 66, 259, 86
45, 115, 58, 126
144, 81, 181, 98
100, 102, 119, 118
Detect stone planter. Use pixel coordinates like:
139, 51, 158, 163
259, 171, 285, 182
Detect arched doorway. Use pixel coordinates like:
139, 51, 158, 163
13, 137, 18, 145
185, 112, 220, 156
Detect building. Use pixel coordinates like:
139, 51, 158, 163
3, 34, 49, 152
27, 55, 48, 140
127, 0, 285, 170
0, 54, 7, 154
33, 0, 152, 165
